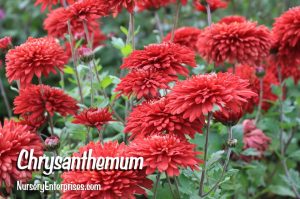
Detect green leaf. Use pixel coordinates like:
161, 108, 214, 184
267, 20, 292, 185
101, 76, 113, 89
120, 26, 128, 35
64, 65, 75, 75
111, 37, 125, 49
269, 185, 295, 197
241, 148, 260, 156
121, 44, 133, 57
289, 150, 300, 161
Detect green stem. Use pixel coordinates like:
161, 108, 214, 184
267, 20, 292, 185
166, 172, 177, 199
206, 3, 212, 26
153, 173, 161, 199
0, 78, 12, 118
171, 0, 181, 42
154, 11, 164, 40
255, 78, 264, 124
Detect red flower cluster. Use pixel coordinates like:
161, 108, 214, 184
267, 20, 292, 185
163, 27, 202, 51
136, 0, 174, 11
0, 120, 43, 192
229, 65, 279, 113
193, 0, 228, 13
115, 70, 176, 100
121, 42, 196, 76
166, 72, 256, 122
5, 37, 67, 86
34, 0, 74, 11
44, 0, 109, 38
272, 6, 300, 67
125, 98, 204, 139
218, 15, 246, 24
213, 106, 244, 126
0, 36, 12, 50
14, 84, 78, 122
129, 134, 203, 176
73, 107, 112, 130
197, 21, 272, 66
109, 0, 135, 16
61, 141, 152, 199
241, 119, 271, 161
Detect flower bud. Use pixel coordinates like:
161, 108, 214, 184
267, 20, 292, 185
0, 36, 12, 51
77, 47, 94, 63
255, 66, 265, 78
45, 135, 60, 151
227, 138, 237, 147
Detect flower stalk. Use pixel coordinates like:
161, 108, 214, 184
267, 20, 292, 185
0, 78, 12, 117
171, 0, 181, 42
255, 78, 264, 124
153, 173, 161, 199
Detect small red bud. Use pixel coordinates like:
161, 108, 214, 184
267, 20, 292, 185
45, 135, 60, 151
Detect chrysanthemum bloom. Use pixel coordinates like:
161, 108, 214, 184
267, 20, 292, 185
272, 6, 300, 67
193, 0, 228, 13
14, 85, 78, 121
241, 119, 271, 161
115, 70, 177, 100
125, 98, 204, 139
121, 42, 196, 77
73, 107, 112, 130
129, 134, 203, 176
136, 0, 175, 11
34, 0, 74, 12
197, 21, 272, 66
166, 72, 256, 122
0, 120, 43, 192
108, 0, 135, 16
19, 115, 46, 131
218, 15, 246, 24
163, 27, 202, 51
44, 0, 108, 38
229, 65, 279, 113
61, 141, 152, 199
0, 36, 12, 50
5, 37, 68, 86
213, 106, 244, 126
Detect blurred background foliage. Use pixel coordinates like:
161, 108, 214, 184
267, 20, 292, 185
0, 0, 300, 199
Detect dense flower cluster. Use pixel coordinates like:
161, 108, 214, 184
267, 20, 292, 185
14, 84, 78, 121
5, 37, 67, 86
129, 134, 203, 176
197, 21, 272, 66
0, 120, 43, 192
73, 107, 112, 130
61, 141, 152, 199
241, 119, 271, 161
193, 0, 228, 13
121, 42, 196, 77
166, 72, 256, 122
163, 27, 202, 51
272, 6, 300, 67
125, 98, 204, 139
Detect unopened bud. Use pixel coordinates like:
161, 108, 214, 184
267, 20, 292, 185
77, 47, 94, 63
255, 66, 265, 78
45, 135, 60, 151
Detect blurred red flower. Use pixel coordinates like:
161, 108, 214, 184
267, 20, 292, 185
61, 141, 152, 199
121, 42, 196, 77
0, 36, 12, 50
115, 70, 176, 100
129, 134, 203, 176
109, 0, 135, 16
166, 72, 256, 122
136, 0, 175, 11
125, 98, 204, 139
14, 84, 78, 121
73, 107, 112, 130
34, 0, 74, 11
241, 119, 271, 161
197, 21, 272, 66
19, 115, 47, 131
193, 0, 228, 13
272, 6, 300, 67
217, 15, 246, 24
163, 27, 202, 51
5, 37, 67, 87
0, 120, 43, 192
213, 106, 244, 126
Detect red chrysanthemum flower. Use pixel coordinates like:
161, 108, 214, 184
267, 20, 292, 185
0, 120, 43, 192
5, 37, 67, 86
73, 107, 112, 130
213, 106, 244, 126
14, 84, 78, 121
241, 119, 271, 161
163, 27, 202, 51
0, 36, 12, 50
136, 0, 175, 11
34, 0, 74, 12
115, 70, 177, 100
166, 72, 256, 122
272, 6, 300, 67
129, 134, 203, 176
193, 0, 228, 13
229, 65, 279, 113
19, 115, 47, 131
121, 42, 196, 77
61, 141, 152, 199
108, 0, 135, 16
44, 0, 108, 38
218, 15, 246, 24
125, 98, 204, 139
197, 21, 272, 66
